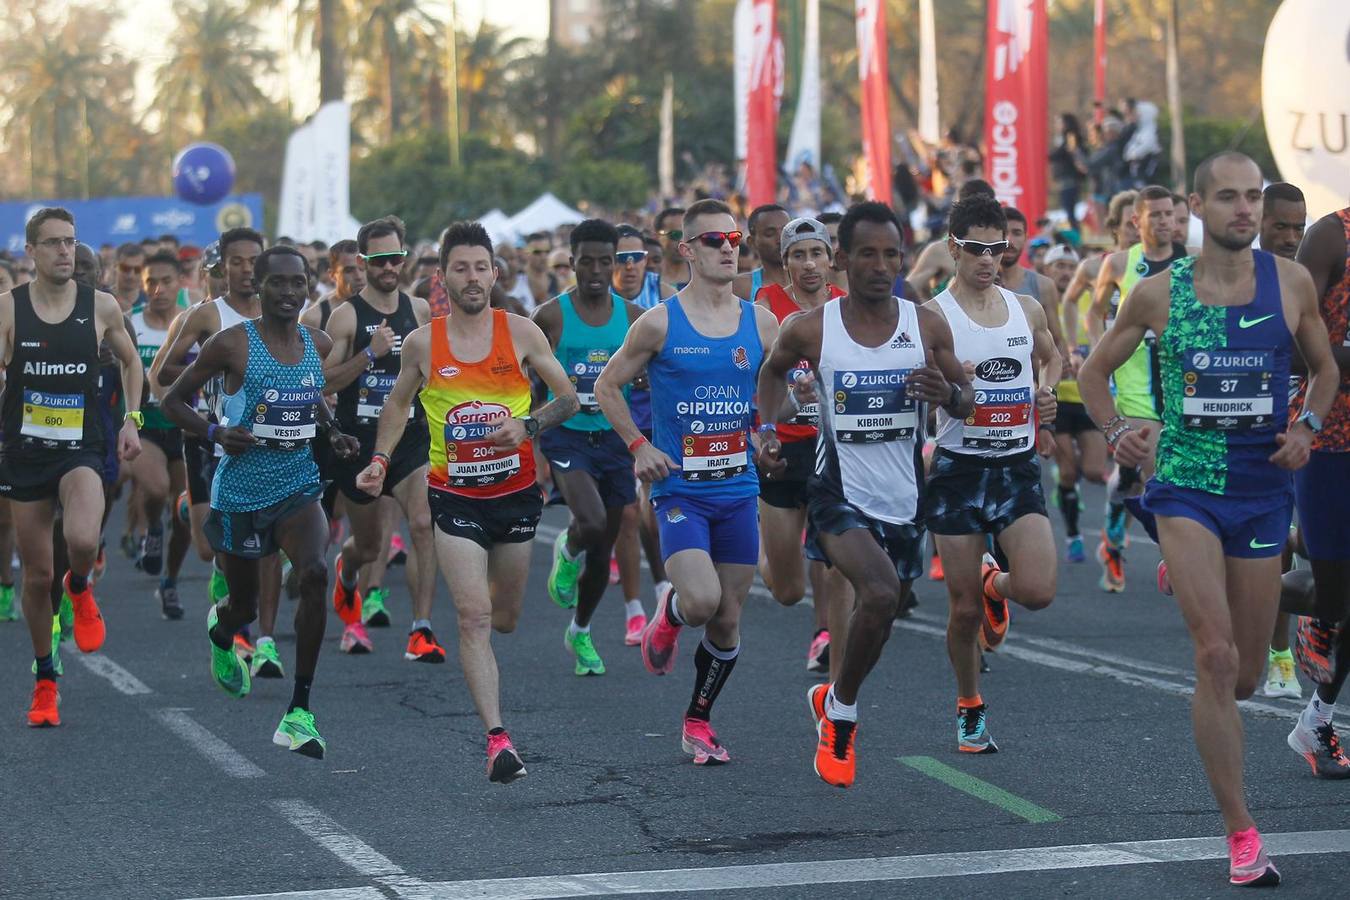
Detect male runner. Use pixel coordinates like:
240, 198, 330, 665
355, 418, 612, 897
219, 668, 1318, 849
1, 208, 143, 727
596, 199, 780, 765
357, 221, 578, 783
654, 207, 689, 298
732, 204, 789, 302
164, 245, 359, 759
757, 202, 972, 786
112, 242, 146, 313
817, 212, 848, 295
535, 219, 643, 673
1286, 186, 1350, 777
905, 179, 997, 302
925, 194, 1060, 754
323, 216, 440, 661
1079, 151, 1337, 885
1089, 185, 1189, 591
998, 208, 1068, 360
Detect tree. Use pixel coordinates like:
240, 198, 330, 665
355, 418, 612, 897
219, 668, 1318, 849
155, 1, 276, 134
347, 0, 443, 143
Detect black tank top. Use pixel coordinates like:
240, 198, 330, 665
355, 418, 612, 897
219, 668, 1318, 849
318, 299, 333, 332
335, 291, 425, 430
3, 282, 104, 453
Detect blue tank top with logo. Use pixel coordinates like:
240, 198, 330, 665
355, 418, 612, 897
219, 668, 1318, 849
648, 295, 762, 501
549, 291, 630, 432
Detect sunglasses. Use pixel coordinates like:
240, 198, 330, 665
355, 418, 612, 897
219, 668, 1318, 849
687, 230, 743, 249
361, 250, 408, 268
952, 237, 1010, 257
616, 250, 648, 265
657, 228, 683, 240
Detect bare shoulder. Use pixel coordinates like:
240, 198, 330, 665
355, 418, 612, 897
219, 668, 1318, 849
1272, 253, 1316, 297
920, 296, 950, 323
1015, 292, 1048, 327
303, 324, 333, 357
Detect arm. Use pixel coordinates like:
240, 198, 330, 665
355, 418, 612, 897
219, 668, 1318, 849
1037, 274, 1068, 363
410, 296, 432, 326
154, 303, 211, 386
595, 307, 680, 481
494, 315, 578, 448
906, 241, 951, 302
1275, 262, 1339, 470
298, 303, 325, 330
1087, 253, 1122, 347
756, 308, 818, 429
307, 328, 359, 458
1293, 214, 1350, 376
99, 294, 144, 461
530, 298, 562, 351
320, 303, 394, 395
1061, 259, 1095, 350
914, 304, 975, 418
366, 325, 427, 460
163, 328, 253, 454
1021, 294, 1062, 388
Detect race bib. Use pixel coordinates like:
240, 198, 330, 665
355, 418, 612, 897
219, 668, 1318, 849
566, 349, 611, 414
1182, 349, 1274, 431
680, 430, 748, 482
963, 387, 1032, 451
251, 387, 319, 449
21, 390, 84, 444
832, 368, 916, 443
443, 401, 520, 488
788, 363, 819, 426
356, 372, 412, 424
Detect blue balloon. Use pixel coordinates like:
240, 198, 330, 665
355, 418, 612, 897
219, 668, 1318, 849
172, 143, 236, 206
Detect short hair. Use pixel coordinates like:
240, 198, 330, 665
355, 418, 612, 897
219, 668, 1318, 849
643, 235, 662, 251
615, 224, 644, 241
655, 207, 685, 232
1262, 182, 1305, 208
1003, 206, 1028, 227
1193, 151, 1259, 199
569, 218, 620, 254
276, 236, 295, 246
957, 179, 996, 201
219, 227, 265, 256
1105, 190, 1138, 231
116, 242, 145, 260
947, 194, 1008, 240
143, 250, 181, 271
309, 240, 328, 252
357, 216, 406, 254
1171, 192, 1189, 208
837, 202, 902, 253
439, 221, 494, 271
525, 231, 550, 245
817, 211, 843, 226
159, 233, 180, 247
748, 203, 788, 235
253, 245, 308, 281
328, 239, 359, 264
1135, 185, 1174, 211
416, 255, 439, 267
682, 199, 733, 235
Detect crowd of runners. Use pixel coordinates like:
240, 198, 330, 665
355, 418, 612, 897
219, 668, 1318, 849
4, 148, 1349, 889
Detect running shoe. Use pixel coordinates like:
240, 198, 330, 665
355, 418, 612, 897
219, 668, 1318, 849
546, 530, 581, 609
92, 542, 106, 581
1287, 718, 1350, 779
929, 553, 945, 581
250, 639, 285, 678
814, 714, 857, 788
1097, 536, 1125, 593
1227, 827, 1280, 886
1263, 652, 1300, 699
331, 557, 362, 625
1295, 617, 1336, 685
640, 583, 681, 675
681, 716, 731, 765
362, 587, 391, 627
807, 683, 828, 727
487, 730, 527, 783
157, 582, 184, 620
608, 554, 620, 585
404, 627, 447, 663
30, 617, 62, 677
27, 680, 60, 728
233, 633, 255, 663
1156, 560, 1173, 597
564, 627, 606, 676
208, 566, 230, 605
1104, 504, 1129, 549
340, 621, 374, 654
207, 606, 250, 698
387, 533, 407, 566
64, 573, 105, 653
1065, 536, 1085, 564
58, 592, 73, 643
806, 629, 830, 673
273, 708, 326, 759
0, 583, 15, 621
979, 563, 1009, 651
624, 612, 647, 646
897, 590, 919, 619
140, 523, 164, 576
957, 702, 998, 754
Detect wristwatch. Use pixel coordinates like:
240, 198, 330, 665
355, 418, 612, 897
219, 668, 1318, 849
124, 410, 144, 429
1295, 410, 1323, 433
520, 415, 540, 438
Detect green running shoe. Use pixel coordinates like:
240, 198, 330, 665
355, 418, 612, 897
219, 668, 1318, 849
273, 707, 326, 759
564, 626, 606, 676
58, 593, 73, 643
547, 530, 581, 609
250, 638, 285, 679
30, 616, 63, 677
209, 566, 230, 605
362, 587, 391, 627
207, 606, 250, 698
0, 583, 15, 621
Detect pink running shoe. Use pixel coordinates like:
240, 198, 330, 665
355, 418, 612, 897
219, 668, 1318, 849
640, 583, 681, 675
681, 716, 731, 765
624, 613, 647, 647
1157, 561, 1173, 596
806, 629, 830, 673
387, 533, 407, 566
486, 730, 527, 783
1227, 827, 1279, 886
339, 621, 373, 654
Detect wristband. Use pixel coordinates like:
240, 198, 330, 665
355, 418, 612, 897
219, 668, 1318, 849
364, 346, 377, 366
370, 452, 390, 471
1105, 423, 1132, 448
757, 423, 777, 435
1101, 414, 1124, 434
627, 436, 649, 454
206, 423, 219, 444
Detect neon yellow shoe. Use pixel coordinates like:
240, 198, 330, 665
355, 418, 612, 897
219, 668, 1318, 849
547, 530, 581, 609
207, 606, 250, 698
564, 626, 605, 676
0, 583, 16, 621
273, 708, 326, 759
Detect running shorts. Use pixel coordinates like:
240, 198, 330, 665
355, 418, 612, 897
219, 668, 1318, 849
1053, 401, 1097, 436
807, 488, 926, 582
1136, 478, 1291, 560
0, 449, 104, 503
1294, 451, 1350, 561
925, 449, 1047, 536
538, 427, 637, 508
653, 494, 758, 565
143, 427, 184, 461
205, 483, 324, 559
429, 486, 543, 549
757, 438, 814, 510
332, 428, 430, 506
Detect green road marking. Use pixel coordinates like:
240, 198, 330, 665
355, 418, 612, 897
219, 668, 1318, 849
899, 755, 1062, 824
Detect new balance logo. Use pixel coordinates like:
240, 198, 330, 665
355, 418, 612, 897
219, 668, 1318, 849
242, 534, 262, 550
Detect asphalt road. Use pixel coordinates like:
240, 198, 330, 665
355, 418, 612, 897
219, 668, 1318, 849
2, 475, 1347, 900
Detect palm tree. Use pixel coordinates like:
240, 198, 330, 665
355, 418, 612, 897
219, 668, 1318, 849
347, 0, 443, 143
455, 20, 533, 142
155, 1, 276, 134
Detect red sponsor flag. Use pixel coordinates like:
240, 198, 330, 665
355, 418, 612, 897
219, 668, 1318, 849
1093, 0, 1107, 124
746, 0, 781, 208
985, 0, 1049, 228
855, 0, 892, 203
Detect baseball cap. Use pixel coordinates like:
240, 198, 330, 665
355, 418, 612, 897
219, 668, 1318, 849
780, 217, 832, 259
1043, 244, 1080, 265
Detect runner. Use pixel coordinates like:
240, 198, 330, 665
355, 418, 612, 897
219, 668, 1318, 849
163, 245, 359, 759
595, 198, 779, 765
733, 204, 789, 302
1, 207, 144, 727
1088, 185, 1189, 591
1081, 152, 1338, 883
905, 179, 996, 302
654, 207, 689, 299
817, 212, 848, 295
997, 208, 1068, 360
322, 216, 440, 660
356, 221, 578, 783
534, 219, 643, 672
757, 202, 972, 786
924, 193, 1061, 754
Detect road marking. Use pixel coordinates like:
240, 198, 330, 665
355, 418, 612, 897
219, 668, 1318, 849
899, 755, 1061, 823
73, 653, 152, 695
181, 829, 1350, 900
181, 891, 383, 900
153, 709, 265, 778
271, 799, 428, 895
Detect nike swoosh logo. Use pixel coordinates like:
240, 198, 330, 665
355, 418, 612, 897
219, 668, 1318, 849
1238, 314, 1274, 329
1249, 538, 1279, 549
552, 460, 572, 469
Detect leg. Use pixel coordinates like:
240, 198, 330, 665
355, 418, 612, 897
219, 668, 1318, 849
1310, 559, 1350, 705
391, 467, 436, 623
757, 501, 809, 606
165, 461, 191, 581
989, 514, 1057, 610
808, 559, 829, 631
615, 502, 642, 605
825, 566, 855, 685
131, 438, 171, 535
935, 533, 989, 701
551, 467, 622, 628
818, 529, 904, 706
663, 549, 726, 628
256, 553, 281, 638
13, 498, 57, 657
273, 501, 331, 686
57, 467, 104, 582
637, 482, 668, 585
436, 532, 517, 730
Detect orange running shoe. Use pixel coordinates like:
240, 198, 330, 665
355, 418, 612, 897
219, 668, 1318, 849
233, 633, 255, 662
63, 572, 105, 653
27, 680, 60, 727
331, 557, 363, 626
929, 553, 945, 581
404, 627, 446, 663
979, 563, 1009, 650
807, 683, 828, 728
814, 715, 857, 788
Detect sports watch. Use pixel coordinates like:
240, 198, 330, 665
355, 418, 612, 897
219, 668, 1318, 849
520, 415, 540, 438
1294, 410, 1323, 433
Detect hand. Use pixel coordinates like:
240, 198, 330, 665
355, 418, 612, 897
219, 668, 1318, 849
1035, 387, 1057, 425
216, 425, 257, 456
633, 441, 680, 483
1036, 426, 1056, 457
906, 350, 952, 404
355, 462, 386, 496
329, 430, 360, 459
369, 321, 396, 358
962, 360, 977, 381
1067, 351, 1084, 378
1113, 425, 1150, 468
755, 431, 787, 478
1270, 425, 1313, 471
487, 417, 528, 450
791, 370, 819, 407
118, 420, 141, 462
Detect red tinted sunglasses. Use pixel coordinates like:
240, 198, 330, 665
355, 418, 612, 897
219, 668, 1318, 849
688, 230, 744, 249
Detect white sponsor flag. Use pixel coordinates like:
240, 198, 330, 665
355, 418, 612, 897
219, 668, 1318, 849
918, 0, 940, 145
733, 0, 752, 161
277, 121, 315, 240
785, 0, 821, 171
278, 101, 360, 243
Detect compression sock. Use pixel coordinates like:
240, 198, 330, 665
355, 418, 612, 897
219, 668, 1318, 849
686, 638, 739, 721
1058, 484, 1081, 537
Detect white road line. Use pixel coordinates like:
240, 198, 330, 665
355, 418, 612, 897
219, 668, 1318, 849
181, 890, 383, 900
73, 653, 153, 695
271, 799, 428, 896
180, 828, 1350, 900
153, 709, 266, 778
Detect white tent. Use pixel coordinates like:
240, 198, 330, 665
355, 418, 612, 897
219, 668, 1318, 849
503, 192, 584, 237
478, 208, 516, 247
